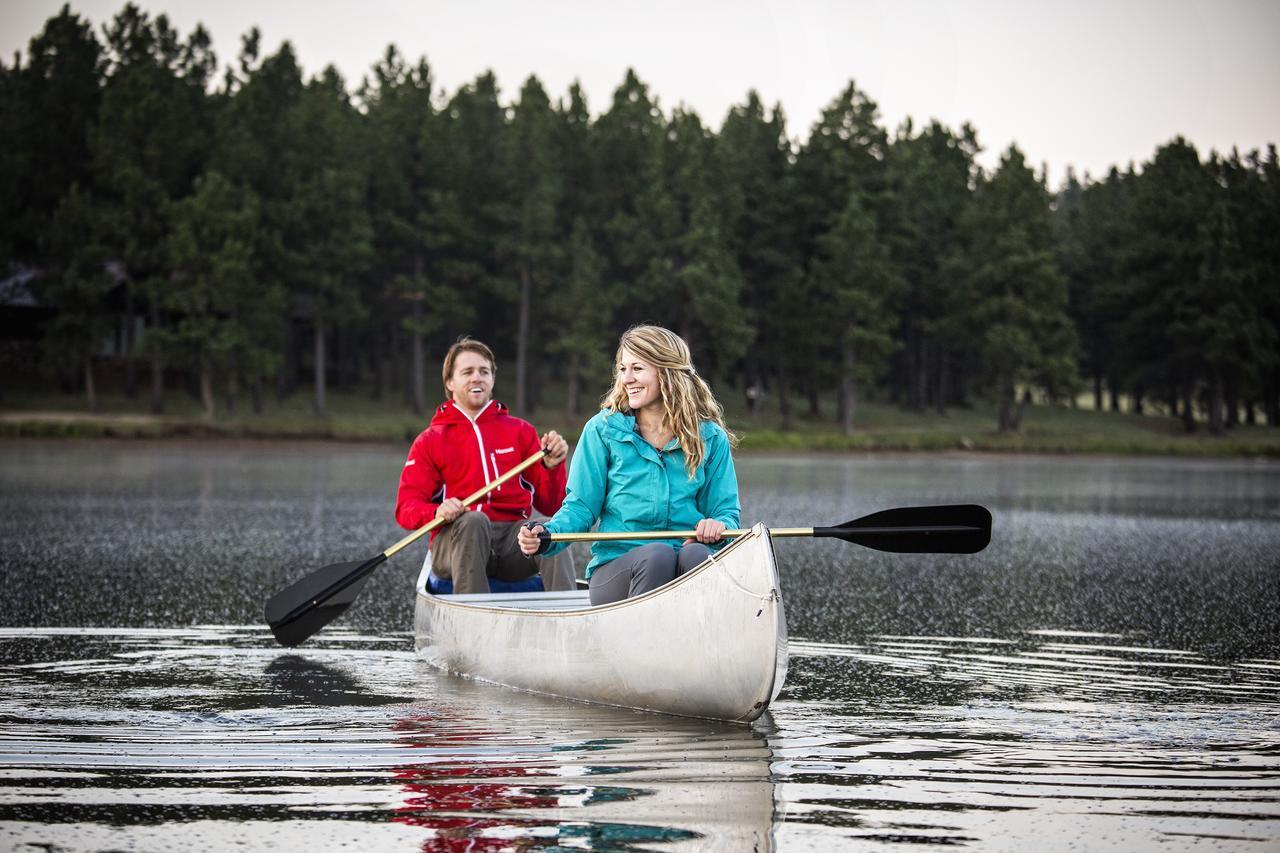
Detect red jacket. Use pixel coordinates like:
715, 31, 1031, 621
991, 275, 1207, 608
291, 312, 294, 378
395, 399, 566, 538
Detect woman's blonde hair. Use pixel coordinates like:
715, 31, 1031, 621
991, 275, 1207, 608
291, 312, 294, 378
602, 325, 737, 478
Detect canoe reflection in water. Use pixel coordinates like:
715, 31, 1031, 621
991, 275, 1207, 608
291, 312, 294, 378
387, 674, 778, 851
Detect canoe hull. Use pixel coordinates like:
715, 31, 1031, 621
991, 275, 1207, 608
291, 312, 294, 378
413, 523, 788, 723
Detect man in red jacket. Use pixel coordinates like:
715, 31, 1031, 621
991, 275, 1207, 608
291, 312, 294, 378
395, 337, 574, 594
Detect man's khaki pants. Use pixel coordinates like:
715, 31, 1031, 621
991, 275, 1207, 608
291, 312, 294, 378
430, 511, 575, 594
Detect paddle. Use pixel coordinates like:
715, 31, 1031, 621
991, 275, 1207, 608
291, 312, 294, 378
536, 504, 992, 554
265, 449, 548, 647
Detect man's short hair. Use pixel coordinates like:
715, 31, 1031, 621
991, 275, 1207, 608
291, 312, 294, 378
442, 337, 496, 391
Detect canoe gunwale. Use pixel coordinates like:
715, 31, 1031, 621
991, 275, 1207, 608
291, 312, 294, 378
415, 524, 762, 616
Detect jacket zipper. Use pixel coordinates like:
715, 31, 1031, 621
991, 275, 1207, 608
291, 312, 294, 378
465, 402, 494, 508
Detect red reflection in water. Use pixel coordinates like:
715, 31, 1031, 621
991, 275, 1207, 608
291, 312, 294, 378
390, 713, 567, 851
398, 815, 558, 852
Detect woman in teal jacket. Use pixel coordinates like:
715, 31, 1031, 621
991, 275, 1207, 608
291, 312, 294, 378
518, 325, 740, 605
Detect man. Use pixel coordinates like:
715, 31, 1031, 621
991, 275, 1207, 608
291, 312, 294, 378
395, 337, 575, 594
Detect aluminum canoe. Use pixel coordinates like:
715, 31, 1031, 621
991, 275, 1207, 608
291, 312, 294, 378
413, 522, 789, 723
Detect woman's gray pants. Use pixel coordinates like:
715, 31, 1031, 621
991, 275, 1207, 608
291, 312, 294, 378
587, 542, 711, 606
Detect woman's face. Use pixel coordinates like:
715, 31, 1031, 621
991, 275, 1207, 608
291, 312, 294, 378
618, 348, 661, 413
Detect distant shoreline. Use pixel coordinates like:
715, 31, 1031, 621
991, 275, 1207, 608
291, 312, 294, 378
3, 409, 1277, 459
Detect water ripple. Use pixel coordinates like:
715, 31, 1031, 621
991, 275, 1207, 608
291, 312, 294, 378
772, 633, 1280, 849
0, 627, 774, 850
790, 632, 1280, 706
0, 627, 1277, 850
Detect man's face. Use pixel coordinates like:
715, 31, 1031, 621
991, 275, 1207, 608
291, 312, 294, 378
446, 350, 495, 415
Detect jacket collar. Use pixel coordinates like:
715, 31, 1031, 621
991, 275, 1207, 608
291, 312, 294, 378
432, 398, 504, 427
601, 409, 678, 461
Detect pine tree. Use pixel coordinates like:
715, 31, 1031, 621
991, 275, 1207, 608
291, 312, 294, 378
555, 83, 599, 238
547, 218, 615, 415
548, 84, 614, 411
280, 67, 373, 417
959, 145, 1078, 432
1214, 149, 1280, 427
39, 185, 114, 411
810, 191, 903, 434
363, 45, 443, 414
1124, 138, 1216, 431
1, 5, 102, 267
504, 75, 562, 416
210, 36, 302, 410
162, 172, 274, 419
1176, 156, 1278, 434
439, 71, 515, 355
794, 81, 890, 418
92, 5, 217, 412
716, 93, 803, 425
594, 70, 667, 328
655, 108, 751, 373
884, 120, 979, 413
1055, 166, 1138, 412
1257, 147, 1280, 425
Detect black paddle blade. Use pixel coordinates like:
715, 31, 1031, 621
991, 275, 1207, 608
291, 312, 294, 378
264, 554, 387, 647
815, 504, 992, 554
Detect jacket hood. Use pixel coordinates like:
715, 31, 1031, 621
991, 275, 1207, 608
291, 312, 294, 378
599, 409, 637, 438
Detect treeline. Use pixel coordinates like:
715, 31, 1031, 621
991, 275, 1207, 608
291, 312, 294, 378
3, 4, 1277, 433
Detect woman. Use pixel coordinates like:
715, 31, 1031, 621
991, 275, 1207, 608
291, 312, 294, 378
518, 325, 740, 605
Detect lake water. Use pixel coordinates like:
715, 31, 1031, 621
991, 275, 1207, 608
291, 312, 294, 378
1, 440, 1278, 851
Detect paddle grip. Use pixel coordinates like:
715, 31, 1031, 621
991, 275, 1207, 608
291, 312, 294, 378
523, 521, 553, 555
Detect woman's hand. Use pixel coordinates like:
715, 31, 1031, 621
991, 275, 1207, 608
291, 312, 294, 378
693, 518, 726, 544
518, 522, 545, 556
435, 498, 465, 523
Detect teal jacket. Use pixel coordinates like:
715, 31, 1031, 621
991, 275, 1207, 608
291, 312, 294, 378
543, 409, 741, 576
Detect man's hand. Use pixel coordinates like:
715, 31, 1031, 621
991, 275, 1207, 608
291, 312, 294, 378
435, 497, 465, 524
518, 522, 545, 556
540, 430, 568, 468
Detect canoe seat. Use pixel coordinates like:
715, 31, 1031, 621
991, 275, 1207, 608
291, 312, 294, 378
424, 571, 544, 596
416, 549, 545, 596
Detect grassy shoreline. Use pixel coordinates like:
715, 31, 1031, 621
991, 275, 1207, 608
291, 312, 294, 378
3, 387, 1278, 457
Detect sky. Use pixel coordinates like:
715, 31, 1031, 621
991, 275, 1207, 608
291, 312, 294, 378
3, 0, 1278, 187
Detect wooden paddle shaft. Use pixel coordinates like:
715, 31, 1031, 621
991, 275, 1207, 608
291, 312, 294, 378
547, 525, 984, 543
548, 527, 814, 542
382, 450, 547, 559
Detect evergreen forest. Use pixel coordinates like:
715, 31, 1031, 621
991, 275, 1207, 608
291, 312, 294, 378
3, 4, 1278, 437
